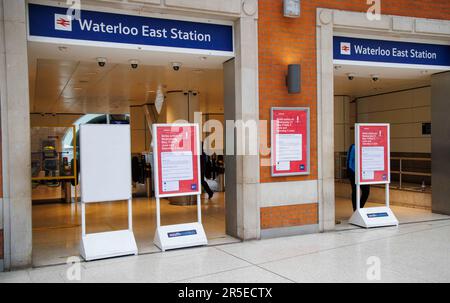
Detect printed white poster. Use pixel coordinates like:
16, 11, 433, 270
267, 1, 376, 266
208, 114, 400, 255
276, 134, 302, 162
362, 146, 384, 171
161, 151, 193, 182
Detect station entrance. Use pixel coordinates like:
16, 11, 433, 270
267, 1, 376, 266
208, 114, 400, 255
27, 7, 236, 266
332, 36, 450, 228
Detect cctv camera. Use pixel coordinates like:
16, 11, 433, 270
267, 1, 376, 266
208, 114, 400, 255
97, 57, 107, 67
347, 73, 355, 81
171, 62, 182, 71
129, 59, 139, 69
371, 74, 380, 82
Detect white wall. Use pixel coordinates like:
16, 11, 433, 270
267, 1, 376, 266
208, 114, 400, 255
334, 96, 355, 153
357, 87, 431, 153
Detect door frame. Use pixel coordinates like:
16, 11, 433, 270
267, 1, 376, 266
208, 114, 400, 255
316, 8, 450, 231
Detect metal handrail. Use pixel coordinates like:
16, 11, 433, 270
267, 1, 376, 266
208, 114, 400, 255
336, 153, 431, 189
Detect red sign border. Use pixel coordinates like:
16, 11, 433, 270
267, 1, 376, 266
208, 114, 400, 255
270, 107, 311, 177
355, 123, 391, 185
152, 123, 202, 198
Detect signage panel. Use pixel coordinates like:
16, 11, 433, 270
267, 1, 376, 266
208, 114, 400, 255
356, 124, 390, 185
153, 124, 201, 198
334, 36, 450, 67
271, 107, 310, 177
28, 3, 234, 54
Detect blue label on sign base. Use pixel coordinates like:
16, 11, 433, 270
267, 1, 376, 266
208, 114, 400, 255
28, 3, 234, 52
168, 230, 197, 238
334, 36, 450, 67
191, 184, 197, 190
367, 212, 389, 218
300, 164, 305, 171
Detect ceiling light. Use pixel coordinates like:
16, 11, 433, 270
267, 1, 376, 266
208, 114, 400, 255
58, 46, 68, 52
199, 56, 208, 61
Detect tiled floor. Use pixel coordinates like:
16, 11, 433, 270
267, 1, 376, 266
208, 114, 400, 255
32, 192, 238, 267
32, 187, 449, 267
2, 219, 450, 283
335, 197, 450, 230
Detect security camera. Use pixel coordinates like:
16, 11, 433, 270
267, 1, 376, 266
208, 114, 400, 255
347, 73, 355, 81
171, 62, 182, 71
129, 59, 139, 69
371, 74, 380, 82
97, 57, 107, 67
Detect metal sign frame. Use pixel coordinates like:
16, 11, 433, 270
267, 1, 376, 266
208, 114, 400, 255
270, 107, 311, 177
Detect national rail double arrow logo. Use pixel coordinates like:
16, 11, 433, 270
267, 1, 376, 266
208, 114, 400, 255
55, 14, 72, 31
340, 42, 351, 55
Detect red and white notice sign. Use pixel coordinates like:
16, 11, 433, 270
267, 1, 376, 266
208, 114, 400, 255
356, 123, 390, 185
271, 107, 310, 177
153, 124, 201, 198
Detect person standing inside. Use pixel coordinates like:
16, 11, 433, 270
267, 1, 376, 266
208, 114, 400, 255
200, 142, 214, 200
346, 144, 370, 211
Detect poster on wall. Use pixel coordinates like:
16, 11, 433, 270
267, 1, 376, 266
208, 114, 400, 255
271, 107, 310, 177
356, 123, 390, 185
153, 124, 201, 198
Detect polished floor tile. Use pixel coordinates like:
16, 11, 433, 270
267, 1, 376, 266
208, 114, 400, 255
2, 220, 450, 283
177, 266, 293, 283
32, 193, 229, 266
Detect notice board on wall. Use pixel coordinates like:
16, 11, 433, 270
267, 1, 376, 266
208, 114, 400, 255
271, 107, 310, 177
153, 124, 201, 198
80, 124, 132, 203
355, 123, 390, 185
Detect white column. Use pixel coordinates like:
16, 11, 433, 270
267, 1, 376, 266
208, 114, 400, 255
316, 9, 336, 231
0, 0, 32, 269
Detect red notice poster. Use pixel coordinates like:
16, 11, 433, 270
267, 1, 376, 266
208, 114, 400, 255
356, 124, 390, 185
153, 124, 201, 197
271, 107, 310, 177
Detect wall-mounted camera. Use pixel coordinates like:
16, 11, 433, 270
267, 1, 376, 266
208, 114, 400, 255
97, 57, 107, 67
347, 73, 355, 81
171, 62, 182, 71
371, 74, 380, 82
129, 59, 139, 69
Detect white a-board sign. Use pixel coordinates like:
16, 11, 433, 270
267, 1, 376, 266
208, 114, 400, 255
349, 123, 398, 228
152, 123, 207, 251
79, 124, 138, 261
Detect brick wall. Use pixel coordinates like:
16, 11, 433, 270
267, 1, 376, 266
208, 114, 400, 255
258, 0, 450, 229
261, 204, 318, 229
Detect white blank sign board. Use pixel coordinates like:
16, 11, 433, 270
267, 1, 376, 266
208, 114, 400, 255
80, 124, 132, 203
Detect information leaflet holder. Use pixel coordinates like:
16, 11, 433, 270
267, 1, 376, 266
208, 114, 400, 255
271, 107, 310, 177
79, 124, 138, 261
349, 123, 398, 228
152, 123, 207, 251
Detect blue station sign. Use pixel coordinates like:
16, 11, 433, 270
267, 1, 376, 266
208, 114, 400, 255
334, 36, 450, 67
27, 3, 234, 53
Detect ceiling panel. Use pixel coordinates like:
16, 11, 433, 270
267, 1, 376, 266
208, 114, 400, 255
28, 42, 226, 114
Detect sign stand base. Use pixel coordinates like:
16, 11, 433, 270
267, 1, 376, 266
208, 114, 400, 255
154, 222, 207, 252
349, 206, 398, 228
81, 230, 138, 261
